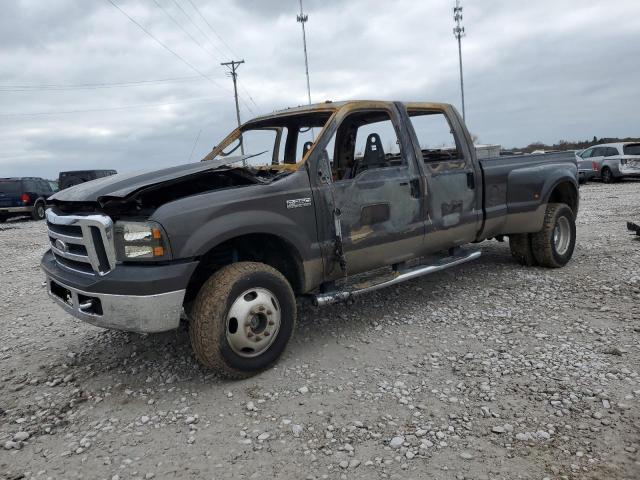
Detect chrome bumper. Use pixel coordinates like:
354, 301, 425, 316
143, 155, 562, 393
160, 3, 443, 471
46, 275, 185, 333
0, 206, 31, 213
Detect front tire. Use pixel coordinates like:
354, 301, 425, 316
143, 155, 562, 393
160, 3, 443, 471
531, 203, 576, 268
32, 201, 45, 220
189, 262, 296, 378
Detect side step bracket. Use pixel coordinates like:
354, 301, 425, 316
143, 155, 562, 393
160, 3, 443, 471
312, 248, 481, 306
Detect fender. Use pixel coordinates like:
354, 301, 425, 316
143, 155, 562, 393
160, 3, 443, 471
499, 161, 577, 235
506, 162, 577, 214
149, 172, 323, 291
540, 170, 579, 212
179, 209, 313, 260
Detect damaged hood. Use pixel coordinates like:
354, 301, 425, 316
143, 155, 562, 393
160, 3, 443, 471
50, 156, 250, 203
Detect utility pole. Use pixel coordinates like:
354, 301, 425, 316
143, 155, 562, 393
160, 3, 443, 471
221, 59, 245, 161
296, 0, 312, 106
453, 0, 466, 121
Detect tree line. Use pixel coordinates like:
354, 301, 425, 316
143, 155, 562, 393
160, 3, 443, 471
514, 136, 640, 153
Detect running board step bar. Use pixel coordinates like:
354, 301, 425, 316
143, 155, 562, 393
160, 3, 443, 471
312, 249, 481, 306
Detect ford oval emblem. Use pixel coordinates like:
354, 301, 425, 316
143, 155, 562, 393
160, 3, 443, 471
54, 239, 68, 253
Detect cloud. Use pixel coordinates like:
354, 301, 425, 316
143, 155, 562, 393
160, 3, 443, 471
0, 0, 638, 178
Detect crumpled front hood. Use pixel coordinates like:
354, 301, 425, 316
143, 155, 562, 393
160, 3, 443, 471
50, 156, 249, 203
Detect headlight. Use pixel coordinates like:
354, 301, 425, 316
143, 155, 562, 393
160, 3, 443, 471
114, 221, 171, 262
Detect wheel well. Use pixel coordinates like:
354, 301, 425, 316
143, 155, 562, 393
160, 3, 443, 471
185, 233, 305, 303
548, 181, 578, 216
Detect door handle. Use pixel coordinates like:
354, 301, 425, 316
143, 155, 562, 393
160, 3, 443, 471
466, 172, 475, 189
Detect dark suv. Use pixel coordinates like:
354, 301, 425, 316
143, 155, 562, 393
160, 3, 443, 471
58, 170, 117, 190
0, 177, 54, 222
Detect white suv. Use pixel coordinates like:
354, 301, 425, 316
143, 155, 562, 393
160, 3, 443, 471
577, 143, 640, 183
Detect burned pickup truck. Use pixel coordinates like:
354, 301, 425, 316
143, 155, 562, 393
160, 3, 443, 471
41, 100, 579, 377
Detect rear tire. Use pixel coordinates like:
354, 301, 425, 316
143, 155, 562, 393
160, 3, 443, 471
601, 167, 614, 184
509, 233, 537, 266
32, 201, 45, 220
531, 203, 576, 268
189, 262, 296, 379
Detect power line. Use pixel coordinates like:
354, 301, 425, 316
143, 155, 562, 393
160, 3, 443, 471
0, 75, 207, 92
238, 80, 260, 110
171, 0, 230, 62
105, 0, 229, 93
0, 96, 219, 117
150, 0, 256, 116
188, 129, 202, 161
151, 0, 221, 61
185, 0, 239, 59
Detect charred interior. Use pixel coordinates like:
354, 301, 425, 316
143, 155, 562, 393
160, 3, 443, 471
205, 111, 333, 166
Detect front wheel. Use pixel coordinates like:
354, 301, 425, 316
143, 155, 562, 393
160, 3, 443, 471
189, 262, 296, 378
531, 203, 576, 268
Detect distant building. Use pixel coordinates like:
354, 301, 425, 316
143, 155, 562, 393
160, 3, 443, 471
475, 144, 501, 159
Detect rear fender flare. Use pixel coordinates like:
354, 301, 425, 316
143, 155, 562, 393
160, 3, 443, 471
541, 174, 579, 215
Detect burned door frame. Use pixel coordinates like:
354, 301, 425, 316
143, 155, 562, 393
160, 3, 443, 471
399, 103, 483, 251
306, 102, 425, 280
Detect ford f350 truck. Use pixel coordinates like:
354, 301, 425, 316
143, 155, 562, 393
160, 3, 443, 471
41, 101, 579, 377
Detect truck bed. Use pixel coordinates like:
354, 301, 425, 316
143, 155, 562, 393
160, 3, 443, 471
478, 151, 577, 239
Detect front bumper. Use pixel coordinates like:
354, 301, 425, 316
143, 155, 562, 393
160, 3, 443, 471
41, 250, 198, 333
45, 276, 185, 332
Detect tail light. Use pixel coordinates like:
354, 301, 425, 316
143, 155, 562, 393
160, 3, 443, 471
21, 193, 30, 203
592, 162, 598, 171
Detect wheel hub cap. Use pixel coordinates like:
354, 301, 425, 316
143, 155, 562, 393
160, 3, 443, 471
226, 287, 281, 358
553, 216, 571, 256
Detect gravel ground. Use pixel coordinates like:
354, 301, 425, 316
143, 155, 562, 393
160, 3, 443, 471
1, 181, 639, 480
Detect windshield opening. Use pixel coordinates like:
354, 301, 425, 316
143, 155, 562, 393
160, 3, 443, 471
204, 111, 334, 169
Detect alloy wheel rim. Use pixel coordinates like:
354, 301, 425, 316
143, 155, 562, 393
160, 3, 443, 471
225, 287, 281, 358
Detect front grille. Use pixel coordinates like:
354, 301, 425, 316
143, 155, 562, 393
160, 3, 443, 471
46, 209, 116, 276
52, 254, 96, 275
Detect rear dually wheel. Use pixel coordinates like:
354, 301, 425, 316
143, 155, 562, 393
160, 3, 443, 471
531, 203, 576, 268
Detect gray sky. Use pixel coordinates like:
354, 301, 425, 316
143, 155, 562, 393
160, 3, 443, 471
1, 0, 639, 179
